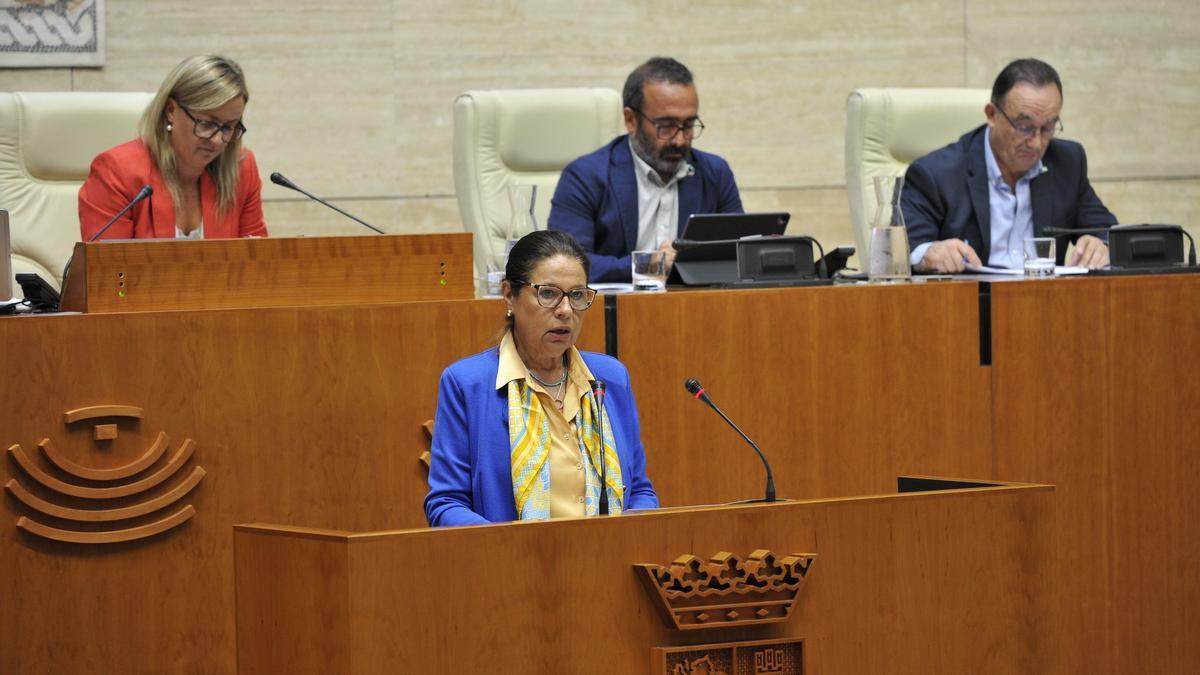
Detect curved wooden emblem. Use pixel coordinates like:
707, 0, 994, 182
5, 415, 205, 545
635, 550, 817, 630
15, 506, 196, 544
8, 438, 193, 499
63, 405, 145, 423
40, 432, 169, 481
5, 467, 205, 522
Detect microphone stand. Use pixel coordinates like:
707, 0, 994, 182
592, 380, 609, 515
685, 379, 777, 503
270, 172, 385, 234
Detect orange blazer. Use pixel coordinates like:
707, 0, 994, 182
78, 139, 268, 241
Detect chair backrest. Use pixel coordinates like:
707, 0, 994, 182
453, 88, 624, 293
0, 91, 153, 290
844, 88, 990, 258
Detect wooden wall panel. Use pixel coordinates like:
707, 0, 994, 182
615, 282, 993, 506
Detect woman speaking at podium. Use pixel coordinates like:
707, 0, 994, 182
425, 231, 658, 527
78, 55, 268, 240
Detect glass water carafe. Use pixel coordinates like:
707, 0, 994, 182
867, 175, 912, 282
486, 184, 539, 296
507, 183, 538, 240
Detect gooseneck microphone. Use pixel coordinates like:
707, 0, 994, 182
684, 378, 777, 503
269, 172, 385, 234
89, 184, 153, 242
60, 184, 155, 308
591, 380, 609, 515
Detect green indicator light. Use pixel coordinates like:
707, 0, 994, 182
439, 278, 447, 286
118, 290, 125, 297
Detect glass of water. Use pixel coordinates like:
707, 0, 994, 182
1023, 237, 1056, 277
631, 250, 667, 291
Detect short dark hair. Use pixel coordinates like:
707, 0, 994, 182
505, 229, 590, 290
622, 57, 694, 110
991, 58, 1063, 109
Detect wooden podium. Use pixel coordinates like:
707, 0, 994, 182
59, 232, 474, 313
234, 479, 1055, 674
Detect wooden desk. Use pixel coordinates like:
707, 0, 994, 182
0, 299, 604, 674
60, 233, 474, 313
989, 274, 1200, 674
612, 282, 992, 505
4, 274, 1197, 673
235, 480, 1055, 674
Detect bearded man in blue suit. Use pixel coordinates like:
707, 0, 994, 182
548, 57, 743, 282
901, 58, 1116, 273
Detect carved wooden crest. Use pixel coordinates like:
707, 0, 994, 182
635, 549, 816, 630
4, 405, 205, 544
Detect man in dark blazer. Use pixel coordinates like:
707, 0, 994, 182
548, 57, 743, 282
901, 58, 1116, 273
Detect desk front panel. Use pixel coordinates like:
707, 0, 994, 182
614, 282, 993, 506
0, 299, 604, 673
991, 274, 1200, 674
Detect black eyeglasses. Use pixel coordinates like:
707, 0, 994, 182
994, 104, 1063, 140
513, 281, 597, 311
180, 107, 247, 142
631, 108, 705, 140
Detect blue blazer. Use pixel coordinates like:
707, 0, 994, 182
547, 135, 743, 282
424, 347, 659, 527
901, 125, 1117, 264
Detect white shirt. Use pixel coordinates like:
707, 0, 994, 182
629, 139, 693, 251
909, 128, 1046, 268
176, 219, 204, 240
983, 126, 1046, 269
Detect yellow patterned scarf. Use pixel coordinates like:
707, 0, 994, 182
508, 377, 623, 520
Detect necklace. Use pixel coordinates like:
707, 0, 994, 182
527, 356, 568, 410
527, 354, 568, 388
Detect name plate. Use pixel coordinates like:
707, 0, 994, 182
653, 637, 803, 675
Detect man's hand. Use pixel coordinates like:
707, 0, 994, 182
658, 238, 677, 273
915, 239, 982, 273
1068, 234, 1109, 269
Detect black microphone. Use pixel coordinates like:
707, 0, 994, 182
591, 380, 610, 515
672, 236, 788, 251
61, 184, 154, 308
89, 184, 153, 242
684, 378, 777, 503
270, 172, 385, 234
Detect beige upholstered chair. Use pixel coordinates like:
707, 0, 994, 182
0, 91, 152, 291
844, 88, 990, 260
453, 88, 624, 293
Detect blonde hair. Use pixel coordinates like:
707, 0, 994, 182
140, 55, 249, 219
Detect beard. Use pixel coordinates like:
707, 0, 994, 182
631, 126, 691, 178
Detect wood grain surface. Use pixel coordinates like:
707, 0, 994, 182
990, 274, 1200, 674
235, 482, 1055, 674
0, 297, 603, 674
60, 233, 474, 313
616, 282, 992, 506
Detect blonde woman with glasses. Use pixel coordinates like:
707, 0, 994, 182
79, 54, 267, 240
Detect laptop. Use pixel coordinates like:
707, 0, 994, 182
671, 212, 790, 285
1, 210, 14, 303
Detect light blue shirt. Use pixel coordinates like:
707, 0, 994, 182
910, 127, 1046, 268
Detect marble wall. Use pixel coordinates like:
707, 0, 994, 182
2, 1, 1197, 257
